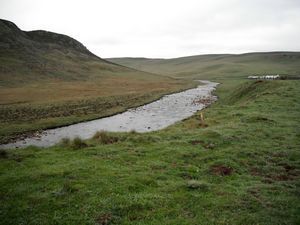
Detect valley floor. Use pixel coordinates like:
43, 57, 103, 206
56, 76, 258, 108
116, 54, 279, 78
0, 78, 195, 144
1, 79, 299, 224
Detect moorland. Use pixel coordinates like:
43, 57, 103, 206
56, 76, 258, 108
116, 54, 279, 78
0, 19, 299, 225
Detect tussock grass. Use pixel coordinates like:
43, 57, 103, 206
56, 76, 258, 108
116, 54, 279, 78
126, 134, 162, 144
92, 131, 119, 144
59, 137, 88, 149
71, 137, 87, 149
59, 137, 71, 147
0, 149, 8, 158
129, 129, 137, 134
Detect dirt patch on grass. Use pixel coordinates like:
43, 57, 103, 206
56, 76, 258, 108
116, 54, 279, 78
250, 164, 299, 183
96, 213, 113, 225
211, 165, 233, 176
190, 140, 215, 149
190, 140, 205, 145
280, 163, 296, 172
267, 171, 299, 181
244, 116, 275, 124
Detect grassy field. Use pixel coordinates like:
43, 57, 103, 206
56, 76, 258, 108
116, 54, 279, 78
1, 79, 299, 224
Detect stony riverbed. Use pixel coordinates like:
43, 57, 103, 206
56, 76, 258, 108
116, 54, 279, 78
0, 80, 218, 149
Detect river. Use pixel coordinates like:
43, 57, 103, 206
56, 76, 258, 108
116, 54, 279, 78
0, 80, 218, 149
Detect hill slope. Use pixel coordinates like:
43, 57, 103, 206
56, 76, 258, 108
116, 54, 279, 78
0, 19, 193, 143
107, 52, 300, 80
0, 19, 183, 87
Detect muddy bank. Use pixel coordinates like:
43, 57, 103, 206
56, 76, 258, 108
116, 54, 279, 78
1, 80, 218, 149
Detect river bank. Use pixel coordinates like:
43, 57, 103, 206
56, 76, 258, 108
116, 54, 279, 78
1, 80, 218, 149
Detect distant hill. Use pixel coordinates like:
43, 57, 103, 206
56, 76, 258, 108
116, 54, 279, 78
107, 52, 300, 80
0, 19, 95, 56
0, 19, 177, 87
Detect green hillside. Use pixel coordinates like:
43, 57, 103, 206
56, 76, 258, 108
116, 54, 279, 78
107, 52, 300, 80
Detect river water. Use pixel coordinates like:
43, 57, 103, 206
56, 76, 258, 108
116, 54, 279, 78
1, 80, 218, 149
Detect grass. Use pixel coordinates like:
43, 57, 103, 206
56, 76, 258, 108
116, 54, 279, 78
1, 79, 299, 224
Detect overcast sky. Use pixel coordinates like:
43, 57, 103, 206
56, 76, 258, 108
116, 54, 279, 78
1, 0, 300, 58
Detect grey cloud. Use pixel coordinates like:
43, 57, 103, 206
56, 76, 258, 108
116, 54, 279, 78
0, 0, 299, 58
